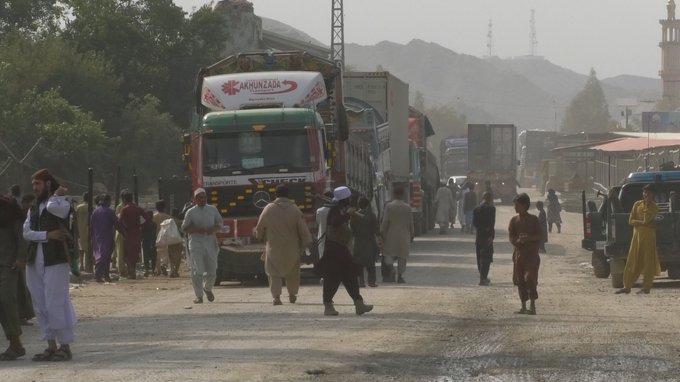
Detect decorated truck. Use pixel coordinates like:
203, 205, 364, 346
440, 136, 468, 181
184, 51, 371, 283
409, 107, 439, 234
344, 72, 435, 234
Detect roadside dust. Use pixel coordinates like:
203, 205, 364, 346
5, 192, 680, 381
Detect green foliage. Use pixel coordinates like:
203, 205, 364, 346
115, 95, 183, 185
413, 94, 467, 160
0, 0, 62, 35
63, 0, 228, 126
561, 69, 612, 133
0, 33, 121, 122
0, 1, 230, 191
0, 89, 108, 186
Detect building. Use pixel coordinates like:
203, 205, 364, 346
215, 0, 330, 58
660, 0, 680, 103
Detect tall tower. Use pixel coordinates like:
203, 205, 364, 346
660, 0, 680, 102
529, 9, 538, 56
486, 20, 494, 57
331, 0, 345, 69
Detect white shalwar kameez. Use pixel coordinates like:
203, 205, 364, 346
23, 195, 77, 344
181, 204, 223, 299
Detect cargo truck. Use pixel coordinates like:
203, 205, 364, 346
184, 51, 373, 283
343, 72, 411, 218
344, 72, 438, 234
467, 124, 518, 204
409, 107, 439, 234
518, 130, 557, 188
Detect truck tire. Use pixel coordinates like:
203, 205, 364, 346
667, 266, 680, 279
611, 272, 624, 288
592, 250, 610, 279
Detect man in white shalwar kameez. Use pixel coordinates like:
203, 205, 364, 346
23, 169, 77, 362
434, 184, 455, 234
181, 188, 223, 304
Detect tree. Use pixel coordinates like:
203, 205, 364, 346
0, 0, 62, 35
0, 33, 121, 124
0, 89, 108, 187
422, 105, 467, 159
561, 68, 611, 133
115, 95, 183, 187
63, 0, 228, 126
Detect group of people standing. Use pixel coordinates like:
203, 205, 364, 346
0, 169, 77, 361
79, 191, 185, 283
0, 168, 199, 361
435, 179, 498, 235
254, 184, 414, 316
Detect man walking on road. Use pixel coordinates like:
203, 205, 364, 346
616, 184, 660, 295
380, 187, 414, 284
23, 169, 77, 361
90, 194, 117, 283
254, 185, 313, 305
182, 188, 223, 304
508, 193, 542, 315
118, 191, 146, 280
314, 187, 373, 316
350, 196, 380, 288
154, 201, 184, 278
0, 193, 28, 360
434, 182, 455, 234
463, 182, 478, 234
473, 192, 495, 286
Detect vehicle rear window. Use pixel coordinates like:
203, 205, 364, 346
619, 183, 680, 212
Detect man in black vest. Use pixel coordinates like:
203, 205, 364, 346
23, 169, 77, 362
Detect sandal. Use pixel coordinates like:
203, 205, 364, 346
48, 347, 72, 362
0, 346, 26, 360
32, 348, 55, 362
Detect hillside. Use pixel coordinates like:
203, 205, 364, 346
345, 39, 661, 136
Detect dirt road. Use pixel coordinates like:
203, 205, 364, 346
5, 198, 680, 381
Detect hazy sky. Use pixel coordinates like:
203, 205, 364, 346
176, 0, 665, 79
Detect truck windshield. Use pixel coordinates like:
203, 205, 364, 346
203, 130, 312, 175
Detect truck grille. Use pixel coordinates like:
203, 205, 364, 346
206, 183, 316, 218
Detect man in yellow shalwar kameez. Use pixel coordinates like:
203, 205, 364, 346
616, 184, 661, 295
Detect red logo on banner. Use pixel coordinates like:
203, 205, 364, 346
222, 80, 241, 96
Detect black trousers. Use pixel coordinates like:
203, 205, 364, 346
381, 256, 394, 281
476, 242, 493, 280
0, 266, 21, 338
358, 261, 377, 285
323, 272, 363, 303
142, 243, 157, 272
17, 268, 34, 320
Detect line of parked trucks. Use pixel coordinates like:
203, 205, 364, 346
181, 51, 442, 282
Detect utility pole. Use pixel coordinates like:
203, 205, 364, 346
331, 0, 345, 69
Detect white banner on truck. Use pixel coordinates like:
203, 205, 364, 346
201, 71, 327, 111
